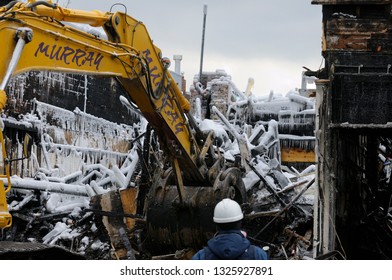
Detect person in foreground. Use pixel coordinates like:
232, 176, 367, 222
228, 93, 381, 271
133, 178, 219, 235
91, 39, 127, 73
192, 198, 269, 260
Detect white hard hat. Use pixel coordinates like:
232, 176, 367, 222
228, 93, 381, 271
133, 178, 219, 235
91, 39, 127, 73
213, 198, 244, 223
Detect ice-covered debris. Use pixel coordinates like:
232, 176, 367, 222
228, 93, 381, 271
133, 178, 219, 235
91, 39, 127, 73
299, 164, 316, 177
269, 158, 291, 187
1, 115, 34, 129
2, 69, 317, 259
194, 82, 207, 95
90, 239, 107, 251
119, 95, 144, 121
242, 169, 260, 191
249, 120, 280, 156
78, 236, 90, 253
91, 223, 98, 233
46, 193, 89, 213
4, 177, 90, 197
287, 92, 315, 108
244, 156, 275, 191
112, 165, 127, 189
297, 193, 315, 206
70, 206, 83, 219
8, 192, 35, 211
244, 77, 255, 97
43, 221, 70, 244
198, 118, 231, 149
194, 69, 229, 83
251, 92, 314, 117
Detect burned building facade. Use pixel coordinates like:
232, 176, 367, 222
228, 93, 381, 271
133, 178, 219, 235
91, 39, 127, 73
3, 72, 139, 176
312, 0, 392, 259
6, 72, 135, 125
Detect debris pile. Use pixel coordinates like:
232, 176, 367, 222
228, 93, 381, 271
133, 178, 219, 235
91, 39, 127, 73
1, 71, 316, 260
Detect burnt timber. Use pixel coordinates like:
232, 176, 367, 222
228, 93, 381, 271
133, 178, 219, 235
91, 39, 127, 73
312, 0, 392, 259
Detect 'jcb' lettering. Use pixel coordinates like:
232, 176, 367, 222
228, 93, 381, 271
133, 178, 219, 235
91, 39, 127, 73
34, 42, 103, 70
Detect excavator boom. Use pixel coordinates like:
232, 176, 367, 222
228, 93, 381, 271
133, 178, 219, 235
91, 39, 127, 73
0, 1, 204, 183
0, 1, 248, 257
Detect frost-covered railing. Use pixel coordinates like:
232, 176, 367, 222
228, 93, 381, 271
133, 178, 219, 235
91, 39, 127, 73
35, 100, 135, 176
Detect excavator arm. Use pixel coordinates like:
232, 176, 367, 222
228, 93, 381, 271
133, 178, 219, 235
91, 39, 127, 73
0, 1, 248, 256
0, 0, 207, 185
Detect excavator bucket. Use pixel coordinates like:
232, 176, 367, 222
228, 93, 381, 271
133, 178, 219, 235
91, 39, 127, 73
0, 180, 12, 228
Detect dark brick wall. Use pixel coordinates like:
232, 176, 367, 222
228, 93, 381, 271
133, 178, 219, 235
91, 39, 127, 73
6, 72, 137, 125
332, 73, 392, 124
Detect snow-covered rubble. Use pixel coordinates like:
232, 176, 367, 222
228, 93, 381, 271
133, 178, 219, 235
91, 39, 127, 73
1, 73, 316, 260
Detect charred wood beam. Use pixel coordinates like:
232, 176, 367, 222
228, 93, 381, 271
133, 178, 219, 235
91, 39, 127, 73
245, 209, 281, 220
83, 209, 145, 223
284, 228, 311, 246
330, 123, 392, 129
278, 179, 310, 194
247, 160, 288, 207
252, 177, 315, 239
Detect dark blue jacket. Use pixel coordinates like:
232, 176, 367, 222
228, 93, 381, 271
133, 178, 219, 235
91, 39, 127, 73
192, 230, 268, 260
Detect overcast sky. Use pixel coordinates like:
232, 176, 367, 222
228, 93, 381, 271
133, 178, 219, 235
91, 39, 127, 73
57, 0, 323, 97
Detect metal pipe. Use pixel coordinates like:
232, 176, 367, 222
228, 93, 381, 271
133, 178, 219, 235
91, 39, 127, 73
198, 4, 207, 82
1, 177, 89, 197
0, 28, 33, 91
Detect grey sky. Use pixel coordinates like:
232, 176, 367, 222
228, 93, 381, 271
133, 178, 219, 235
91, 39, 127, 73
59, 0, 323, 96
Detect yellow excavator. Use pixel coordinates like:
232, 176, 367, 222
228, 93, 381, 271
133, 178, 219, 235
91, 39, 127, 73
0, 0, 248, 258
